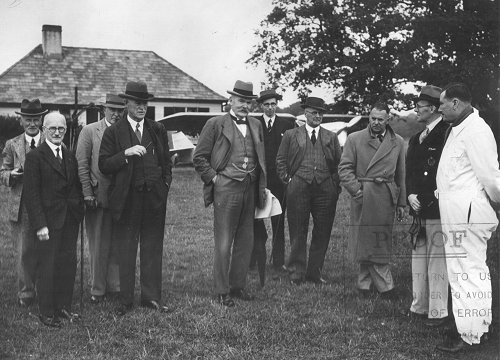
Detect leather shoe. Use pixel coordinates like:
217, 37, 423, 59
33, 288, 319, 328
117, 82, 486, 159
229, 288, 255, 301
399, 309, 426, 320
39, 314, 62, 328
357, 289, 372, 299
305, 276, 327, 285
436, 338, 471, 353
380, 288, 400, 301
217, 293, 235, 307
425, 317, 450, 328
90, 295, 103, 304
56, 309, 81, 322
18, 297, 34, 307
141, 300, 174, 313
115, 303, 133, 316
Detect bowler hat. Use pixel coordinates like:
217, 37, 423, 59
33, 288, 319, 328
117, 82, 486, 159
119, 81, 155, 101
15, 99, 48, 116
227, 80, 258, 100
301, 97, 326, 112
257, 89, 283, 103
100, 94, 125, 109
415, 85, 442, 107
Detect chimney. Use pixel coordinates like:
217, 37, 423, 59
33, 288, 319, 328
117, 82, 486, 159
42, 25, 62, 57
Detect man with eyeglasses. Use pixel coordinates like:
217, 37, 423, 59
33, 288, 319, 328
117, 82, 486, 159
99, 81, 173, 316
276, 96, 341, 285
250, 89, 294, 277
404, 85, 449, 326
23, 111, 84, 328
76, 94, 124, 304
1, 99, 47, 309
339, 101, 406, 300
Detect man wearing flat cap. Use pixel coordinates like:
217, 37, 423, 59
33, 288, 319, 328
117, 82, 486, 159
404, 85, 449, 326
99, 81, 173, 315
1, 99, 47, 308
193, 80, 267, 306
339, 101, 406, 299
276, 96, 341, 285
76, 94, 124, 304
251, 89, 294, 278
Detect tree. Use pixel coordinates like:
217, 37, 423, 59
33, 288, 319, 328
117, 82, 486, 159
248, 0, 499, 113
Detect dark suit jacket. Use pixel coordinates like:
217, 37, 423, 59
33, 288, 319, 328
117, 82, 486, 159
276, 125, 342, 187
98, 117, 172, 221
23, 141, 84, 231
406, 119, 448, 219
193, 113, 267, 208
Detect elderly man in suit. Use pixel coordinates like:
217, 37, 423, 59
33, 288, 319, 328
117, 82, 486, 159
23, 112, 84, 328
435, 83, 500, 353
276, 96, 342, 285
0, 99, 47, 308
99, 81, 173, 316
404, 85, 449, 325
193, 80, 267, 307
339, 101, 406, 299
76, 94, 124, 304
251, 89, 294, 276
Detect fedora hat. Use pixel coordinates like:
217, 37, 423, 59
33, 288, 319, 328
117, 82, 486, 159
227, 80, 258, 99
119, 81, 155, 101
301, 97, 326, 112
15, 99, 48, 116
257, 89, 283, 103
100, 94, 125, 109
415, 85, 442, 107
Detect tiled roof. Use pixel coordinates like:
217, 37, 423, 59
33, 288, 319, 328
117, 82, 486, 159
0, 45, 226, 104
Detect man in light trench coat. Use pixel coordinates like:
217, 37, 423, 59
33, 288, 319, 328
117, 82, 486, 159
339, 101, 406, 299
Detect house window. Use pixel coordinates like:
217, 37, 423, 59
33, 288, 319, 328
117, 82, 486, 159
164, 107, 185, 116
146, 106, 155, 120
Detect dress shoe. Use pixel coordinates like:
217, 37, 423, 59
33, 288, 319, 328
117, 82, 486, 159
56, 309, 82, 322
436, 337, 471, 353
357, 289, 372, 299
380, 288, 400, 301
39, 314, 62, 328
18, 297, 34, 307
90, 295, 103, 304
305, 276, 327, 285
115, 303, 134, 316
217, 293, 235, 307
399, 309, 426, 320
140, 300, 174, 313
425, 316, 450, 328
230, 288, 255, 301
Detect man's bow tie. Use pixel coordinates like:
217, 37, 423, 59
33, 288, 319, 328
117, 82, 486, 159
231, 114, 247, 125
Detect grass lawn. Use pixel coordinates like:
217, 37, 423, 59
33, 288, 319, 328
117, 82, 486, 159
0, 167, 498, 359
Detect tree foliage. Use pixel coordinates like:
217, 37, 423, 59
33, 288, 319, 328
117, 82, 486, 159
249, 0, 499, 113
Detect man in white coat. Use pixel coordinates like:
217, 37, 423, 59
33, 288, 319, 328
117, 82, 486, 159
435, 82, 500, 353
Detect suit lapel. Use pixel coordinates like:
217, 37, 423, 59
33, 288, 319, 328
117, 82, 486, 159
221, 114, 235, 146
96, 119, 107, 141
367, 128, 397, 172
296, 126, 307, 149
12, 134, 26, 166
117, 118, 133, 151
40, 142, 66, 178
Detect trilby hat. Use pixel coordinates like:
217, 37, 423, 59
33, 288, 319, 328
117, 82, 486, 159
119, 81, 155, 101
257, 89, 283, 103
100, 94, 126, 109
301, 97, 326, 112
227, 80, 258, 100
415, 85, 442, 107
15, 99, 48, 116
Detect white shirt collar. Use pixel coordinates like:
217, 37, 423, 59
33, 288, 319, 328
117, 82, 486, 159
263, 114, 276, 127
105, 119, 113, 127
229, 109, 246, 122
127, 115, 144, 130
305, 123, 320, 138
24, 131, 41, 145
426, 116, 442, 133
46, 140, 63, 158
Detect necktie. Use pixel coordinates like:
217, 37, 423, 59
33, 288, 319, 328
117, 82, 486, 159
233, 118, 247, 125
135, 123, 142, 142
267, 120, 272, 132
30, 138, 36, 149
419, 127, 429, 144
377, 134, 384, 143
311, 129, 316, 145
56, 147, 62, 164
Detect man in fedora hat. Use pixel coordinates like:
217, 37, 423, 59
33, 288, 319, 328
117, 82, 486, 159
404, 85, 449, 325
76, 94, 124, 304
99, 81, 173, 315
276, 96, 341, 285
339, 101, 406, 299
1, 99, 47, 308
251, 89, 294, 278
193, 80, 267, 306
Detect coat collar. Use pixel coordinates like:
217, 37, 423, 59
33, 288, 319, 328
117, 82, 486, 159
366, 125, 398, 172
39, 141, 67, 178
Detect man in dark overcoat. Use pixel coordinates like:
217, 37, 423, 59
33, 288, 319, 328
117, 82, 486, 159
99, 81, 173, 315
276, 96, 341, 285
23, 112, 84, 328
193, 80, 267, 307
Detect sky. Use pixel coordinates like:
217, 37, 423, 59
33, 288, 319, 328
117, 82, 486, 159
0, 0, 317, 107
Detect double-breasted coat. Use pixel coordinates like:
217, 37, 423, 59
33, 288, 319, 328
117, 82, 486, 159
339, 126, 406, 264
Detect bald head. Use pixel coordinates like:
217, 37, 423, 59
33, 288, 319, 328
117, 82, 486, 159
43, 112, 67, 146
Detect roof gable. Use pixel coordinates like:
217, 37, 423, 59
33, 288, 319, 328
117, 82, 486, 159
0, 45, 226, 104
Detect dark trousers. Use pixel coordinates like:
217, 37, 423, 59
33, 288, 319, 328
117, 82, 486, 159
37, 213, 79, 316
213, 175, 255, 294
286, 176, 338, 281
115, 188, 167, 306
252, 171, 286, 267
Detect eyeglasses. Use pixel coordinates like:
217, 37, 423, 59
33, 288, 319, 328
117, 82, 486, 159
45, 126, 66, 133
415, 104, 433, 110
262, 102, 277, 108
305, 110, 324, 117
